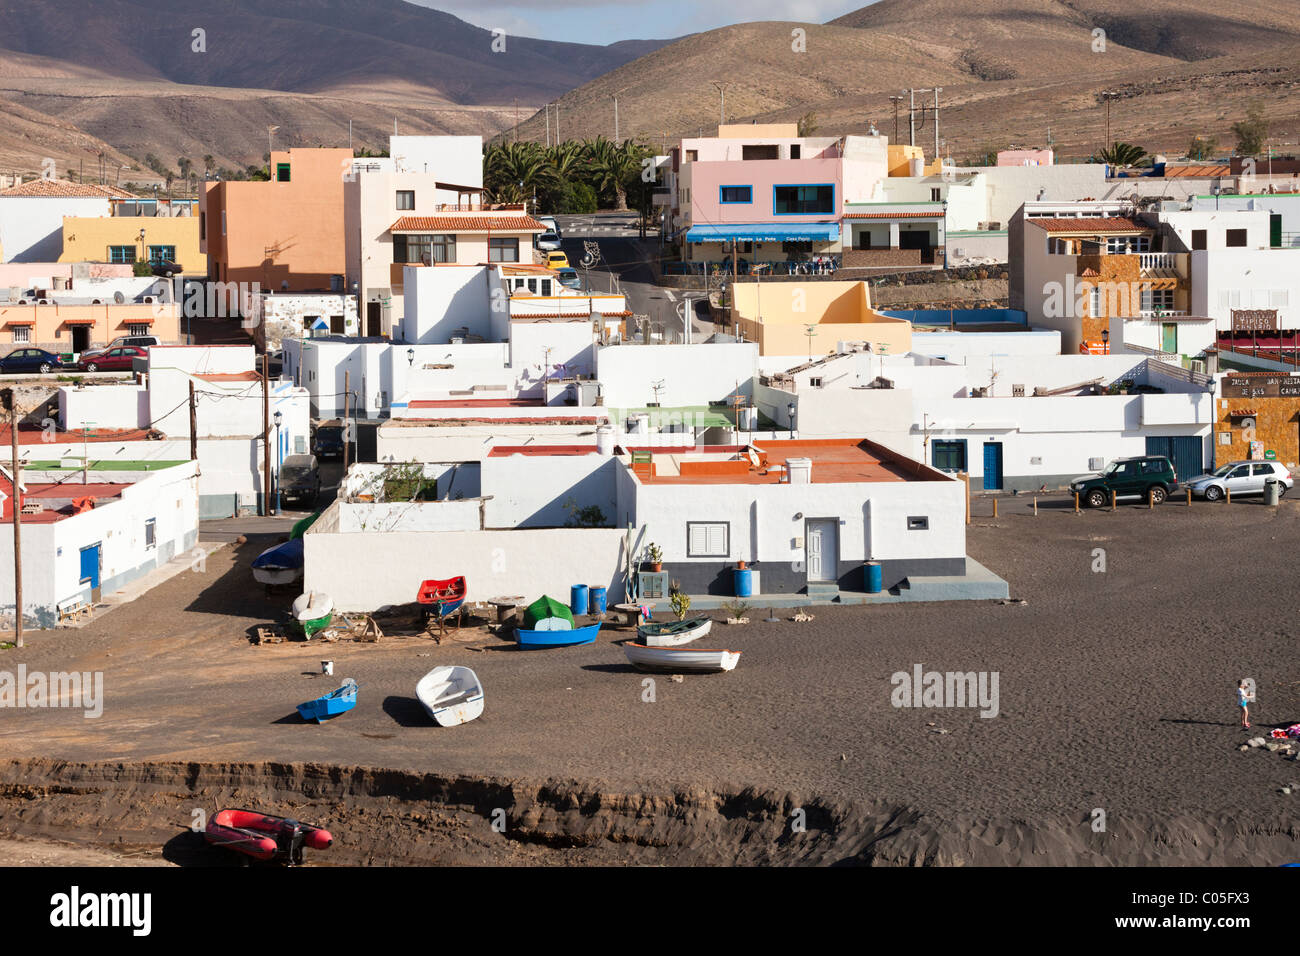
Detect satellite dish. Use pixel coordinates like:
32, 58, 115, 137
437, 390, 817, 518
113, 291, 125, 304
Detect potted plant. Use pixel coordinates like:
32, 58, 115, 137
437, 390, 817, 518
645, 543, 663, 572
736, 560, 748, 570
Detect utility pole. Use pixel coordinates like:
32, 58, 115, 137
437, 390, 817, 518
262, 353, 271, 517
188, 380, 197, 461
343, 370, 351, 475
1101, 91, 1118, 152
545, 104, 551, 148
614, 95, 620, 143
6, 389, 22, 648
889, 95, 904, 144
713, 83, 727, 128
933, 87, 942, 160
909, 89, 916, 147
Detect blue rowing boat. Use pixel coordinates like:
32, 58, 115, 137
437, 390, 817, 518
296, 678, 358, 723
253, 538, 304, 587
515, 594, 601, 649
517, 621, 601, 649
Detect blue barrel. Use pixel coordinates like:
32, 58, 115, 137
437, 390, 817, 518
865, 562, 883, 594
570, 584, 589, 616
734, 568, 753, 598
588, 585, 607, 615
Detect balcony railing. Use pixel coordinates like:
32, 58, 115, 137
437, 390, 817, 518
429, 203, 526, 213
1137, 309, 1188, 318
1139, 252, 1177, 271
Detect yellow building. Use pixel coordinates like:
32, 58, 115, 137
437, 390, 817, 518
0, 301, 180, 353
887, 144, 943, 178
60, 214, 205, 275
730, 279, 913, 357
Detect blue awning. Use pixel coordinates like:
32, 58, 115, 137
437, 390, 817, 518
685, 222, 840, 244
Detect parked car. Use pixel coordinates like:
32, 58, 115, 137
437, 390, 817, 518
555, 267, 582, 291
539, 216, 561, 238
544, 250, 570, 270
1185, 460, 1293, 501
536, 232, 562, 252
77, 346, 148, 372
1069, 455, 1179, 507
80, 335, 160, 361
279, 454, 321, 506
311, 421, 349, 460
0, 347, 65, 374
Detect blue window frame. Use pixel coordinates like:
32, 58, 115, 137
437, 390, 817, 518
773, 183, 835, 215
719, 185, 752, 204
109, 245, 136, 264
931, 439, 967, 473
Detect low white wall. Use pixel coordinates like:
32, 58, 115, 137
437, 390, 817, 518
597, 343, 759, 408
481, 454, 618, 528
303, 524, 628, 612
336, 499, 481, 533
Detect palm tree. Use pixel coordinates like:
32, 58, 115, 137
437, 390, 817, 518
583, 137, 644, 211
483, 141, 556, 206
1091, 142, 1147, 167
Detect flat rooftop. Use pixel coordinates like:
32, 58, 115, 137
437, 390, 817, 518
629, 438, 931, 485
409, 398, 542, 409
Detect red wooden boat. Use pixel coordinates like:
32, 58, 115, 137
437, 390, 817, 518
417, 576, 467, 619
204, 809, 333, 865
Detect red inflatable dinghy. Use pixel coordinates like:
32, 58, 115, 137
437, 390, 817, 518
204, 809, 333, 865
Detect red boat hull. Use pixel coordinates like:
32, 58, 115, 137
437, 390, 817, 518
204, 809, 333, 863
417, 576, 467, 608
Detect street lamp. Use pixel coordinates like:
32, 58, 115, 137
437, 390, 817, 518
1101, 327, 1110, 355
407, 347, 415, 366
273, 410, 283, 514
787, 401, 796, 439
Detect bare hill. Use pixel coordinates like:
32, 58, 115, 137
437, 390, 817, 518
504, 0, 1300, 160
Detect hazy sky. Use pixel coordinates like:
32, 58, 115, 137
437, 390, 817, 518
407, 0, 874, 44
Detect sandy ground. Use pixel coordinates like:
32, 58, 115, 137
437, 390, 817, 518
2, 493, 1299, 864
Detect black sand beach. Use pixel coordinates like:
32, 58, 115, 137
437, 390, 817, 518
2, 495, 1298, 864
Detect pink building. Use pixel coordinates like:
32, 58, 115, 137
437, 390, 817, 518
997, 148, 1054, 167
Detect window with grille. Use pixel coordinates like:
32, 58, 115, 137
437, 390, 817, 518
128, 324, 150, 336
109, 245, 136, 264
148, 245, 175, 264
145, 518, 156, 550
12, 327, 29, 343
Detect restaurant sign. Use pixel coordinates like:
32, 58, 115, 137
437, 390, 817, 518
1231, 309, 1279, 333
1222, 373, 1300, 398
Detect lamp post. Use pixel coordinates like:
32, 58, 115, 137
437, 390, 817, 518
407, 347, 415, 366
787, 401, 796, 439
273, 410, 283, 514
1101, 327, 1110, 355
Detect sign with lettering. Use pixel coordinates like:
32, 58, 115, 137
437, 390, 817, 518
1231, 309, 1279, 333
1222, 373, 1300, 398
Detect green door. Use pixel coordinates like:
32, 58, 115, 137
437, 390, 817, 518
1161, 323, 1178, 354
1271, 214, 1283, 249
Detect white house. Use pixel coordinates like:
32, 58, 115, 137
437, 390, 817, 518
0, 180, 127, 263
0, 460, 199, 627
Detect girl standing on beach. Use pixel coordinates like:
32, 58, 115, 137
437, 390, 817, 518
1238, 679, 1252, 730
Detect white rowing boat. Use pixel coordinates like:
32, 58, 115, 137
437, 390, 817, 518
416, 665, 485, 727
623, 643, 741, 673
637, 617, 712, 647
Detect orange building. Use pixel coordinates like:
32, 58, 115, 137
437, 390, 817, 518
200, 148, 351, 292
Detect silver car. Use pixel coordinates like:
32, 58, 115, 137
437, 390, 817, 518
1185, 460, 1292, 501
536, 231, 562, 251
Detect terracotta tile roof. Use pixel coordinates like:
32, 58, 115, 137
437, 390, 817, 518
843, 211, 944, 219
1163, 163, 1231, 178
1228, 408, 1257, 418
1028, 217, 1146, 233
194, 371, 261, 382
511, 311, 632, 319
391, 214, 546, 233
0, 179, 136, 199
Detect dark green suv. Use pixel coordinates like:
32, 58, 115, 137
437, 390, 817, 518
1069, 455, 1179, 508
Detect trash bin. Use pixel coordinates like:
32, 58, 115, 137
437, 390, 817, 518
588, 585, 607, 616
734, 567, 753, 598
864, 562, 883, 594
1265, 478, 1281, 506
570, 584, 589, 616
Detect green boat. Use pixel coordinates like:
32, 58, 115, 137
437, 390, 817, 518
522, 595, 574, 631
291, 512, 321, 539
292, 591, 333, 639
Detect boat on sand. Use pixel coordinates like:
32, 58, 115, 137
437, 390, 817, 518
623, 643, 740, 673
416, 666, 484, 726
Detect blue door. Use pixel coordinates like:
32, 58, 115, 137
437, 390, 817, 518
983, 442, 1004, 491
79, 544, 101, 589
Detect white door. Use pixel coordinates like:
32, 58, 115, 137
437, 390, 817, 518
806, 519, 838, 583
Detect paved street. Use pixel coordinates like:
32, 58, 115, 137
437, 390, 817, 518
554, 213, 711, 343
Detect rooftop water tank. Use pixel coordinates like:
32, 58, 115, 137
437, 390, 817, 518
786, 457, 813, 484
